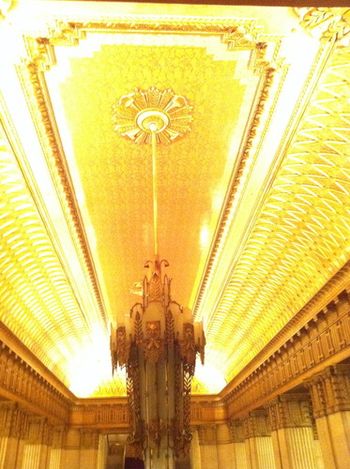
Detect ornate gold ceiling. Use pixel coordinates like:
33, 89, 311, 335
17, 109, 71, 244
0, 2, 349, 396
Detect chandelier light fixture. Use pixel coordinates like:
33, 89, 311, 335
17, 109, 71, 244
110, 87, 205, 469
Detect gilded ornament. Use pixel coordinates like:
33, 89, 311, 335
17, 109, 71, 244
143, 321, 162, 363
298, 7, 350, 43
0, 0, 12, 20
112, 87, 193, 144
180, 323, 197, 368
116, 326, 129, 366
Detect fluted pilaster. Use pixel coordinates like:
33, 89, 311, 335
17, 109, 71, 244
21, 416, 53, 469
243, 409, 275, 469
0, 401, 29, 469
47, 427, 65, 469
60, 428, 80, 468
216, 423, 233, 468
79, 429, 100, 469
230, 419, 248, 469
198, 425, 219, 469
306, 364, 350, 469
267, 393, 318, 469
190, 428, 201, 469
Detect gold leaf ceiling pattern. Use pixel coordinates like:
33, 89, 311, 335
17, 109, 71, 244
53, 43, 246, 324
207, 46, 350, 380
0, 128, 96, 385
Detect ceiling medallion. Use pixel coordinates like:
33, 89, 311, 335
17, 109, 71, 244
112, 87, 193, 144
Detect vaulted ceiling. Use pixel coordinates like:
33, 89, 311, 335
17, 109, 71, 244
0, 1, 349, 397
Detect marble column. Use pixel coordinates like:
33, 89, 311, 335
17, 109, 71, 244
267, 393, 319, 469
79, 429, 100, 469
47, 427, 65, 469
307, 364, 350, 469
243, 409, 276, 469
216, 423, 234, 469
312, 423, 325, 469
190, 427, 201, 469
60, 428, 80, 468
0, 401, 28, 469
97, 434, 108, 469
230, 419, 248, 469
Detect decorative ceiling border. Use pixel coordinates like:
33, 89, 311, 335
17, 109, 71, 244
25, 17, 272, 72
17, 51, 108, 325
202, 36, 335, 356
192, 17, 343, 328
192, 64, 276, 319
297, 7, 350, 44
16, 17, 278, 328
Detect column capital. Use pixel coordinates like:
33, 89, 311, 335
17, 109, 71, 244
27, 416, 53, 445
229, 419, 245, 443
80, 428, 100, 450
0, 401, 29, 439
51, 425, 67, 449
197, 424, 217, 446
243, 409, 270, 438
305, 364, 350, 418
216, 422, 232, 445
266, 393, 313, 431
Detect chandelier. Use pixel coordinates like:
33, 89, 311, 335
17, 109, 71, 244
110, 88, 205, 468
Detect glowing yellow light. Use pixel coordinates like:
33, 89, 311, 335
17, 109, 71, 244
200, 224, 210, 249
67, 327, 111, 397
194, 358, 226, 394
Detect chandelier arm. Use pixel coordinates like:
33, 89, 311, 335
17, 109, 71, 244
151, 129, 159, 258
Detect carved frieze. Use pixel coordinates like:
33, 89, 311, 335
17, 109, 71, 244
0, 338, 70, 424
70, 402, 129, 429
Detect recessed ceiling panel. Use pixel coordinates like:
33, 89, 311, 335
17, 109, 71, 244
46, 34, 256, 325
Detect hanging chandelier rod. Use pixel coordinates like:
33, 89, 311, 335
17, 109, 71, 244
150, 128, 159, 259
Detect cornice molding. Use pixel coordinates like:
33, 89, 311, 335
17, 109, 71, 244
0, 322, 74, 400
220, 260, 350, 400
0, 328, 71, 424
222, 284, 350, 418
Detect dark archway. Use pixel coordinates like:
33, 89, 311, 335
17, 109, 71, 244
124, 457, 145, 469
